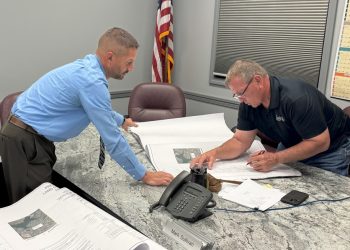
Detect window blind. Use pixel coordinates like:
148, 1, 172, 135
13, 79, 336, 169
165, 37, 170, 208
213, 0, 330, 87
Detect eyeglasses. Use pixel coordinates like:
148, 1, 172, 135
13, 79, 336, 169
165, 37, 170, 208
232, 76, 254, 100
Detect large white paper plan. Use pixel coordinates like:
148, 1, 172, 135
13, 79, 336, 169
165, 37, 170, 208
147, 139, 301, 180
130, 113, 234, 149
130, 113, 301, 180
209, 140, 301, 180
218, 179, 286, 211
0, 183, 165, 250
147, 141, 223, 176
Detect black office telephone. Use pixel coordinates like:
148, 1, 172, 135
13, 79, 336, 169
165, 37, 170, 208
149, 171, 215, 222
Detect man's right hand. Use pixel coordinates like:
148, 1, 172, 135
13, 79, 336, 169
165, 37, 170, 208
190, 148, 218, 170
142, 171, 173, 186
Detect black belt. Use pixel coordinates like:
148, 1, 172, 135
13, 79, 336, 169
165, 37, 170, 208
9, 115, 38, 134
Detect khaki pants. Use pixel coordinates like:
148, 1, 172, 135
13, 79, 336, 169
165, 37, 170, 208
0, 122, 56, 204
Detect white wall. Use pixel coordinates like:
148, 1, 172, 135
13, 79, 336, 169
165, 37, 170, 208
1, 0, 348, 118
0, 0, 157, 100
170, 0, 239, 127
172, 0, 233, 101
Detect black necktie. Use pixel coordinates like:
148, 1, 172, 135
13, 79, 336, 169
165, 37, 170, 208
98, 136, 105, 169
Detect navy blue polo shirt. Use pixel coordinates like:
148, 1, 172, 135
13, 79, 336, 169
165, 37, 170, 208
237, 76, 350, 152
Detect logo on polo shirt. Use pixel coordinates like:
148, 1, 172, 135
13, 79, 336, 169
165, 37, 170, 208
275, 114, 285, 122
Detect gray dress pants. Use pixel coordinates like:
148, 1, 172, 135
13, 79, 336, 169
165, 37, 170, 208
0, 122, 56, 204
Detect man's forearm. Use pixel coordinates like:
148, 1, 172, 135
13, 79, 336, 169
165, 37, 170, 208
275, 139, 329, 164
216, 138, 248, 160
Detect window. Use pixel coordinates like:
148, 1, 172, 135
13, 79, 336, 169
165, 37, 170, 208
211, 0, 336, 88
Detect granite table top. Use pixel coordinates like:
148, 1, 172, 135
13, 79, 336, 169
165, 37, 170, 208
54, 125, 350, 250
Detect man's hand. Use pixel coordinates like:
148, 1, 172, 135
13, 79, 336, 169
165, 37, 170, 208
247, 151, 279, 172
142, 171, 174, 186
122, 118, 138, 131
190, 149, 218, 170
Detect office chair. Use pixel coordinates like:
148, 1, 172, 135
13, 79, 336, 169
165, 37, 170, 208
128, 82, 186, 122
0, 91, 23, 127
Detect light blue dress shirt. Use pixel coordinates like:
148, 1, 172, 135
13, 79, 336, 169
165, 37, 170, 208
12, 54, 146, 180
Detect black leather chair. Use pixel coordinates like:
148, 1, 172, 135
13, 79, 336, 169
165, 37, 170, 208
128, 82, 186, 122
0, 91, 23, 207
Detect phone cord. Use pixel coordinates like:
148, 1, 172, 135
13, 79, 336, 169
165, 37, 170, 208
149, 202, 161, 213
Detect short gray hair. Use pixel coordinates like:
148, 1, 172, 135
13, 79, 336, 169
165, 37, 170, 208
98, 27, 139, 55
225, 59, 268, 87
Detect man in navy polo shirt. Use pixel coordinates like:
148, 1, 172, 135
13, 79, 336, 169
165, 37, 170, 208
191, 59, 350, 176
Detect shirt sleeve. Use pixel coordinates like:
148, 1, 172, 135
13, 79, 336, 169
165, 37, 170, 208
237, 104, 256, 131
287, 93, 327, 140
78, 81, 146, 180
113, 111, 124, 126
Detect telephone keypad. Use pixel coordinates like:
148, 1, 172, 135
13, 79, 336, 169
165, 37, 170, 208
165, 181, 214, 222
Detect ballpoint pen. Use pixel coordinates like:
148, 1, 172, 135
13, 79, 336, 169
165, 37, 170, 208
246, 150, 265, 166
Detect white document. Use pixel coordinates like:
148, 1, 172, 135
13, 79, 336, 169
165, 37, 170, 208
130, 113, 234, 149
131, 113, 301, 180
208, 140, 301, 181
131, 113, 233, 173
0, 183, 165, 250
148, 139, 300, 180
219, 179, 286, 211
147, 141, 222, 176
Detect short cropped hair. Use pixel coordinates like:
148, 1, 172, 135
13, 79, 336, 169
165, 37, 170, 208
98, 27, 139, 55
225, 59, 268, 87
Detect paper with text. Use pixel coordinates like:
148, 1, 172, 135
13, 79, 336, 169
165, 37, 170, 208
130, 113, 234, 149
0, 183, 165, 250
219, 179, 286, 211
131, 113, 301, 180
148, 140, 300, 180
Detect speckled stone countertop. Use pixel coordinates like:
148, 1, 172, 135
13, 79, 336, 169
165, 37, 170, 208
54, 125, 350, 250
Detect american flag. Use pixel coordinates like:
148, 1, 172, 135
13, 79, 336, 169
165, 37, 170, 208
152, 0, 174, 83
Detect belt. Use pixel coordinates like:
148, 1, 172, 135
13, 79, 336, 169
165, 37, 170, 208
9, 115, 38, 134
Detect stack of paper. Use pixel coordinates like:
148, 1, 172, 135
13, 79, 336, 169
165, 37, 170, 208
0, 183, 165, 250
130, 113, 301, 181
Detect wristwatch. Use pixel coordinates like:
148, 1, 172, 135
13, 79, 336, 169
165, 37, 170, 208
123, 115, 129, 125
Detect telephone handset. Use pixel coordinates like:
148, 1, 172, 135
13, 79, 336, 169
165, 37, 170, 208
149, 171, 215, 222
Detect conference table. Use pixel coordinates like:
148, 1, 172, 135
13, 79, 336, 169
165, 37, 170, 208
53, 125, 350, 250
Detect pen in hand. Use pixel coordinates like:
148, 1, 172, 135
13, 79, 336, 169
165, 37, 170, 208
246, 150, 265, 166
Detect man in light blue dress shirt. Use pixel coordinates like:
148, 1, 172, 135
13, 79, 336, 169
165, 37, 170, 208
0, 27, 173, 203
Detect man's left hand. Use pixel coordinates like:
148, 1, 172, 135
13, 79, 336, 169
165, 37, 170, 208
142, 171, 174, 186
